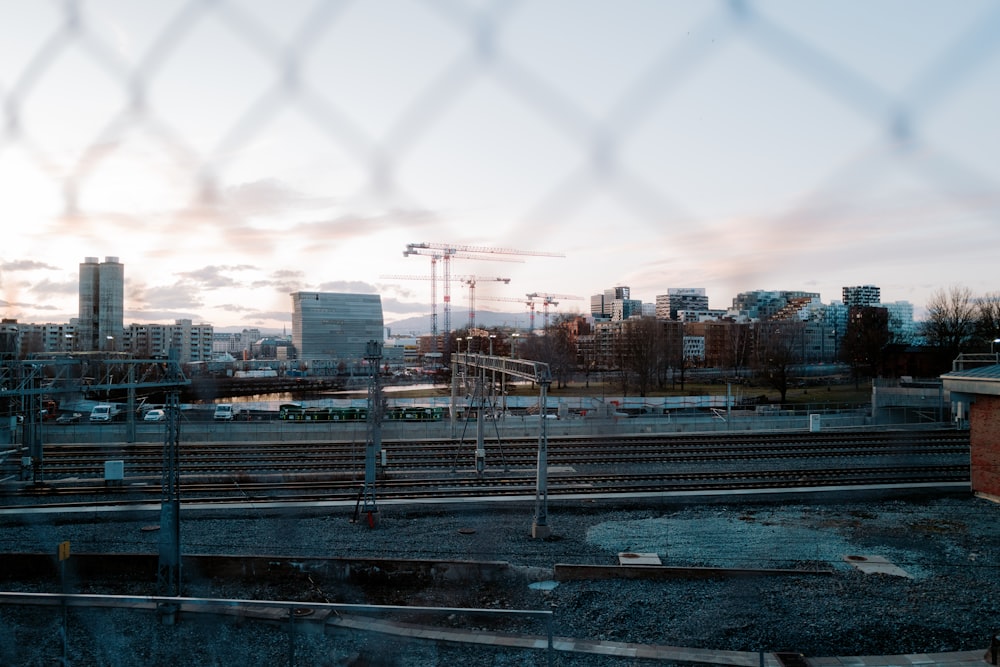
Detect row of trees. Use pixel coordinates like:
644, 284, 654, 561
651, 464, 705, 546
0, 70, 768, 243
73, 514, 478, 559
922, 287, 1000, 360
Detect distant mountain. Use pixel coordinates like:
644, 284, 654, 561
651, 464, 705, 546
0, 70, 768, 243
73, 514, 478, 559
386, 310, 527, 336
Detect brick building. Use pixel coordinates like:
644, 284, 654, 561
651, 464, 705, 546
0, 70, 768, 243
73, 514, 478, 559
941, 362, 1000, 501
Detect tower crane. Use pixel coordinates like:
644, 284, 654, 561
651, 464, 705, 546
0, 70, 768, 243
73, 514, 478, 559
381, 274, 511, 334
460, 276, 511, 330
400, 247, 520, 352
477, 295, 537, 332
525, 292, 582, 330
403, 242, 562, 344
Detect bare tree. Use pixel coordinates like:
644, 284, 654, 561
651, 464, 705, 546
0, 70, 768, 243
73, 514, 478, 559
615, 317, 662, 397
921, 286, 978, 363
752, 320, 803, 403
975, 291, 1000, 351
610, 327, 631, 396
656, 321, 683, 390
517, 321, 576, 389
725, 321, 752, 377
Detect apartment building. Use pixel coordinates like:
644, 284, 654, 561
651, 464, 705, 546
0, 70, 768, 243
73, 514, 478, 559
124, 319, 213, 363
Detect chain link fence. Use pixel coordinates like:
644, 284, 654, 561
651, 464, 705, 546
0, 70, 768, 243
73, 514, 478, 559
2, 1, 998, 273
0, 4, 990, 662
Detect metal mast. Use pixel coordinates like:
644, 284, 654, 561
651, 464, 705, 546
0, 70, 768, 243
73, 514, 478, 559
450, 354, 553, 537
359, 340, 383, 527
158, 350, 183, 604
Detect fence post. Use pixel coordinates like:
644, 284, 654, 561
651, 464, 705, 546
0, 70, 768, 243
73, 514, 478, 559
547, 612, 554, 667
287, 606, 296, 667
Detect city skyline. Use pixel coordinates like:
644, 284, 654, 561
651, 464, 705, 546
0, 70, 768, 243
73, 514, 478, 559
0, 255, 923, 338
1, 1, 998, 330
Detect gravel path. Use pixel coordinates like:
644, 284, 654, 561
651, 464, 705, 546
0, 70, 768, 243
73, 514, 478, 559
2, 491, 999, 665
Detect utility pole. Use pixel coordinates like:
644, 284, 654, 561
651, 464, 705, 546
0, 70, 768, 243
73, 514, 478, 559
532, 377, 552, 538
157, 350, 183, 621
359, 340, 383, 527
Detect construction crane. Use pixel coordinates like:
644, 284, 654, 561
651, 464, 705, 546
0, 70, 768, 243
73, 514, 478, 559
381, 274, 511, 333
399, 248, 519, 353
525, 292, 582, 330
403, 242, 562, 344
477, 295, 537, 332
460, 276, 511, 330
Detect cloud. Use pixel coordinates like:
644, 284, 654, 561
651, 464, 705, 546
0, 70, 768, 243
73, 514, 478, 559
176, 265, 256, 289
135, 282, 206, 310
377, 282, 419, 300
248, 269, 307, 294
124, 308, 205, 323
1, 260, 60, 271
215, 303, 257, 313
1, 299, 61, 311
380, 296, 430, 313
30, 278, 78, 295
245, 311, 292, 324
292, 208, 439, 243
250, 279, 303, 293
315, 280, 380, 294
222, 179, 336, 218
272, 269, 305, 279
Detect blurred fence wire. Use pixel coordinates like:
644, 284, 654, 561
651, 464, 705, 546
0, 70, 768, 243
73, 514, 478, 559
2, 1, 999, 219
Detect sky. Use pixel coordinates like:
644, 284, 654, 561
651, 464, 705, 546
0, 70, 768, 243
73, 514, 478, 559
1, 0, 999, 333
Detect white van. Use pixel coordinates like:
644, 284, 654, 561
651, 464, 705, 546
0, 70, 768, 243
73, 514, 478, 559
213, 404, 236, 421
89, 404, 121, 423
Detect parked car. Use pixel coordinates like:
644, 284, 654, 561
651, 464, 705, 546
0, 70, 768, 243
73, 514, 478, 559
143, 409, 166, 422
55, 412, 82, 425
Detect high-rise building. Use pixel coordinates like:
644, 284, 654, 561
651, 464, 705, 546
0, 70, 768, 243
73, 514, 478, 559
842, 285, 881, 309
590, 294, 606, 319
78, 256, 123, 351
611, 299, 642, 321
883, 301, 916, 344
655, 288, 709, 320
291, 292, 384, 363
591, 286, 634, 321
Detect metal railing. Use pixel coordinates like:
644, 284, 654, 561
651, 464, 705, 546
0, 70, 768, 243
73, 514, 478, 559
0, 591, 555, 666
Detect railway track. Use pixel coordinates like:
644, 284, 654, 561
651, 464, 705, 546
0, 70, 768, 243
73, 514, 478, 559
0, 464, 971, 511
0, 429, 970, 510
8, 430, 971, 479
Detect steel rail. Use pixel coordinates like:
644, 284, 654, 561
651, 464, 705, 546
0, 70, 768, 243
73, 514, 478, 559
0, 465, 970, 512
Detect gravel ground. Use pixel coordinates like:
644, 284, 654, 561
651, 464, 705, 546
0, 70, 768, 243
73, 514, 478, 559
2, 491, 999, 665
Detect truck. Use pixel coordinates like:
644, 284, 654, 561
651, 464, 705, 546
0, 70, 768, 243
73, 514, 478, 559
89, 404, 122, 423
213, 404, 237, 421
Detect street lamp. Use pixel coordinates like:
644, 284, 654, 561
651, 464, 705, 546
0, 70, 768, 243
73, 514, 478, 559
992, 338, 1000, 355
511, 333, 520, 358
456, 337, 465, 354
488, 334, 496, 356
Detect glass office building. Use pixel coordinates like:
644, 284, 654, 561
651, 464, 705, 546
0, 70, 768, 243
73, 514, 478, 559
291, 292, 384, 363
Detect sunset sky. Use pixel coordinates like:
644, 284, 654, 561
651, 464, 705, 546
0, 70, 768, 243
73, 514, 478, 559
1, 0, 998, 332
